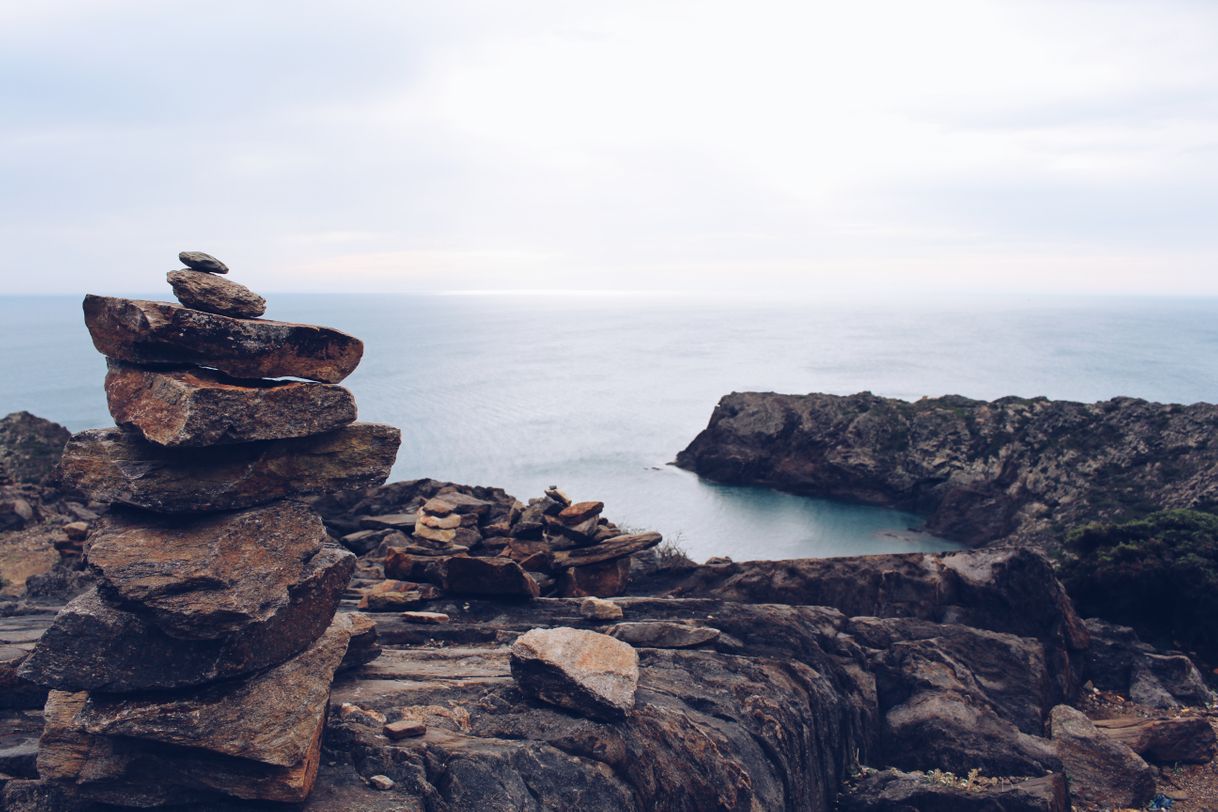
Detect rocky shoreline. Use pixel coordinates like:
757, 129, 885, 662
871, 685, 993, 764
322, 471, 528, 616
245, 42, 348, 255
676, 390, 1218, 549
2, 312, 1218, 808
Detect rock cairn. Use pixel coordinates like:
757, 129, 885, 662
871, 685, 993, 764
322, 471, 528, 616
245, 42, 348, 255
18, 252, 400, 807
317, 480, 663, 607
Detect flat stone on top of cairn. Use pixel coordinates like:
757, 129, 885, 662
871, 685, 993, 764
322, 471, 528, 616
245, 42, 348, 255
18, 258, 400, 806
178, 250, 229, 273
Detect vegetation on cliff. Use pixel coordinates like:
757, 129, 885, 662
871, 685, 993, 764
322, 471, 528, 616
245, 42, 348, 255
1061, 509, 1218, 663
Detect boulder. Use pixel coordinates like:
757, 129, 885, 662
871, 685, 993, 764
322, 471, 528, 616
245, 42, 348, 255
166, 269, 265, 318
0, 412, 70, 485
1130, 652, 1214, 708
1092, 716, 1216, 764
446, 556, 540, 599
608, 621, 720, 649
83, 295, 362, 383
556, 558, 632, 597
76, 616, 353, 767
60, 422, 400, 513
87, 502, 331, 638
1048, 704, 1155, 809
20, 546, 352, 692
104, 362, 356, 446
840, 769, 1068, 812
178, 251, 229, 273
509, 627, 639, 720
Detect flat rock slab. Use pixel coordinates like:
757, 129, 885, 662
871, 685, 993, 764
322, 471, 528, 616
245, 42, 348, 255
20, 547, 353, 692
88, 502, 330, 638
840, 768, 1068, 812
608, 621, 720, 648
166, 269, 265, 318
1093, 715, 1216, 764
1049, 704, 1155, 809
105, 362, 356, 446
552, 532, 662, 568
510, 627, 639, 720
61, 422, 400, 513
38, 690, 324, 805
83, 295, 362, 383
77, 615, 353, 767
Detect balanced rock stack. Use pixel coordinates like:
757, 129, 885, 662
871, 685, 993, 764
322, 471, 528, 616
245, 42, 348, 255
18, 252, 400, 807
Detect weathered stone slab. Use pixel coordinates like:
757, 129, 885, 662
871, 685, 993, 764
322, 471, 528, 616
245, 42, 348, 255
608, 621, 720, 648
446, 556, 539, 599
83, 295, 362, 383
1092, 715, 1216, 764
38, 690, 323, 805
105, 362, 356, 446
510, 627, 638, 720
1048, 705, 1155, 809
88, 502, 330, 638
20, 546, 353, 692
166, 270, 265, 318
551, 532, 662, 568
60, 423, 400, 513
77, 616, 352, 767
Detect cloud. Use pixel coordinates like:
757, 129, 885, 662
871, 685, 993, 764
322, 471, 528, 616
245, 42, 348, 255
2, 0, 1217, 294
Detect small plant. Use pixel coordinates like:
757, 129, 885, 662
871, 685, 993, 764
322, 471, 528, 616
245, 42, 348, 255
654, 532, 695, 569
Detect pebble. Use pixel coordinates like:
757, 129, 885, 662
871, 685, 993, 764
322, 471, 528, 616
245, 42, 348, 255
178, 251, 229, 274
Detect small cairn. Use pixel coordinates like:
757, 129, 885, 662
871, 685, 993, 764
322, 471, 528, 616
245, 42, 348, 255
18, 252, 400, 806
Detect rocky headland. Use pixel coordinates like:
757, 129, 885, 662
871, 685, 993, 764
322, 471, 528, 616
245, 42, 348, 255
2, 284, 1217, 810
676, 391, 1218, 549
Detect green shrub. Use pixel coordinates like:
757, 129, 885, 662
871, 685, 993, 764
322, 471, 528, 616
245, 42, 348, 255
1059, 509, 1218, 660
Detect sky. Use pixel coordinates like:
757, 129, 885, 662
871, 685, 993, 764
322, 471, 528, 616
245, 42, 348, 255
1, 0, 1217, 295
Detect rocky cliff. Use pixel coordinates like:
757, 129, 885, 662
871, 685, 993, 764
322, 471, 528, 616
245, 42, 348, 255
676, 391, 1218, 548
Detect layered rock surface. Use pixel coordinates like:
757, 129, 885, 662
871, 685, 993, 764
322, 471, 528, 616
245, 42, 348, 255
676, 391, 1218, 548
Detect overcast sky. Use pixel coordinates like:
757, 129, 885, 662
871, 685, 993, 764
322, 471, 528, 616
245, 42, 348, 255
2, 1, 1217, 295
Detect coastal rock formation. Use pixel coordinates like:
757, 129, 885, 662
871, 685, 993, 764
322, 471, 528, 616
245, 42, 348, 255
676, 391, 1218, 548
15, 254, 398, 807
83, 295, 363, 383
104, 362, 356, 446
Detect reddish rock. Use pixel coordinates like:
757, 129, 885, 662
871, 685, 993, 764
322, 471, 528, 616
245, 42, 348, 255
87, 502, 331, 638
104, 362, 356, 446
166, 270, 266, 318
510, 627, 639, 720
446, 556, 539, 599
551, 532, 663, 568
556, 558, 632, 597
558, 500, 603, 524
83, 295, 363, 383
60, 423, 399, 513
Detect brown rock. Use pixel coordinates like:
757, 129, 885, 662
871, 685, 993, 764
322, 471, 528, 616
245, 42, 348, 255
20, 547, 352, 692
383, 719, 426, 740
1048, 704, 1155, 809
38, 690, 324, 804
178, 251, 229, 274
1093, 716, 1217, 764
83, 295, 363, 383
76, 616, 353, 767
60, 422, 400, 513
510, 627, 639, 720
418, 512, 461, 530
104, 362, 356, 446
558, 500, 603, 524
399, 611, 448, 624
421, 497, 456, 516
579, 597, 624, 621
556, 558, 632, 598
446, 556, 540, 599
382, 548, 447, 586
414, 523, 457, 544
0, 411, 71, 485
338, 612, 381, 671
166, 270, 266, 318
61, 522, 88, 541
502, 538, 554, 572
551, 532, 663, 568
87, 502, 330, 638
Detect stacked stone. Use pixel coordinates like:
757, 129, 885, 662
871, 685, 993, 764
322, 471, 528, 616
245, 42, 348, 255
18, 252, 400, 807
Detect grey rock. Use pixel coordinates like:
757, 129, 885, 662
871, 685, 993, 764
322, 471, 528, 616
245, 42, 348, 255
178, 250, 229, 273
1048, 704, 1155, 809
167, 269, 265, 317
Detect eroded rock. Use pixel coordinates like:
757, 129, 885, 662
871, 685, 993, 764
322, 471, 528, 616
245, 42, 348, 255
60, 423, 399, 513
105, 362, 356, 446
166, 269, 265, 318
178, 251, 229, 274
83, 295, 362, 383
510, 627, 639, 720
1048, 704, 1155, 809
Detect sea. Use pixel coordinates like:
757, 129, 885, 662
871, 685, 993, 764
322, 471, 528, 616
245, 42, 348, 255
3, 292, 1218, 563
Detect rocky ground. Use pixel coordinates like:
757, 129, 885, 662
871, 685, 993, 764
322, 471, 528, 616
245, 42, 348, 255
675, 391, 1218, 550
3, 406, 1218, 810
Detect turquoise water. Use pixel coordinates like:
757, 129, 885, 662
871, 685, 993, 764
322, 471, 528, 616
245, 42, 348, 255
4, 292, 1218, 562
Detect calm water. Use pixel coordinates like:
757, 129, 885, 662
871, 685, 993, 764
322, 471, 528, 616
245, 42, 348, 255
4, 292, 1218, 562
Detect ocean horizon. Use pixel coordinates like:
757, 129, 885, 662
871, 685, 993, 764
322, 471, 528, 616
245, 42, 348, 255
5, 291, 1218, 563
